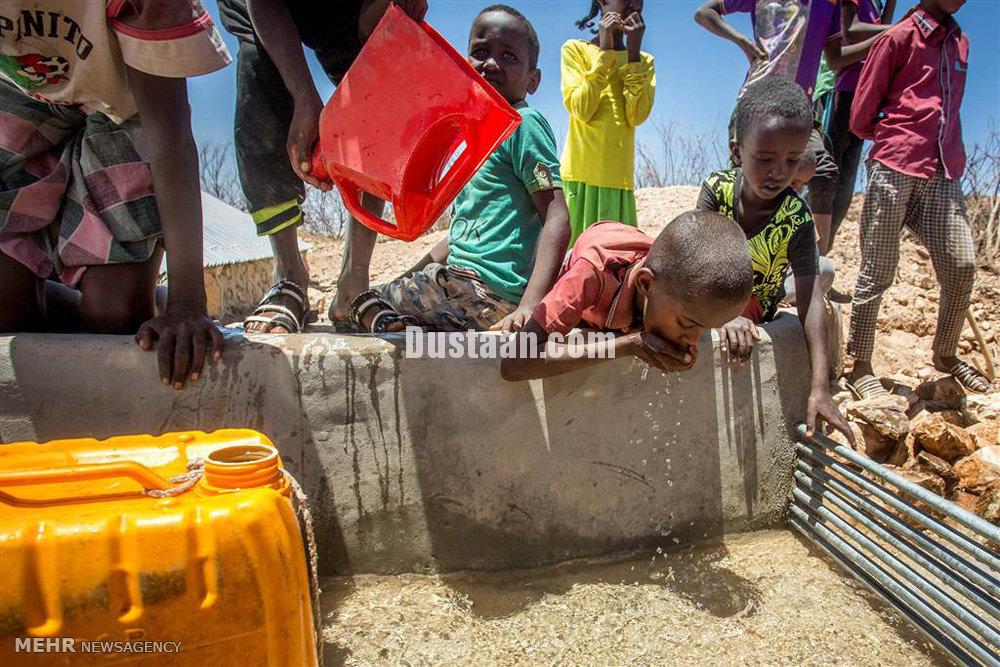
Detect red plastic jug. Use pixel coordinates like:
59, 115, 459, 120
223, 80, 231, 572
310, 5, 522, 242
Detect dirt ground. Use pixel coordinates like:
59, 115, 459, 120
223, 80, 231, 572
301, 186, 999, 386
320, 529, 948, 665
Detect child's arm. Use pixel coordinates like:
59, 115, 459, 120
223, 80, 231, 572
129, 69, 223, 387
849, 31, 900, 140
794, 273, 854, 444
694, 0, 767, 66
499, 319, 696, 381
621, 54, 655, 128
403, 236, 450, 276
246, 0, 330, 191
493, 189, 571, 332
842, 0, 896, 43
823, 35, 885, 70
561, 41, 616, 123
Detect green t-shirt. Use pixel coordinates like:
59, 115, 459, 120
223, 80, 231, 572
447, 105, 562, 303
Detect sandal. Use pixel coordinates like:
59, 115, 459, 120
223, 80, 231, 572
944, 359, 991, 394
847, 374, 890, 400
350, 290, 419, 333
244, 280, 315, 334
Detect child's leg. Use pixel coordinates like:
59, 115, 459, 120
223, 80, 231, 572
908, 173, 982, 388
847, 162, 915, 377
805, 128, 839, 254
0, 252, 44, 332
76, 246, 164, 334
377, 265, 514, 332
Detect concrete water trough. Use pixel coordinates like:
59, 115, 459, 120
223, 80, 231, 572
2, 313, 994, 664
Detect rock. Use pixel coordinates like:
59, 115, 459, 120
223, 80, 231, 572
916, 451, 959, 491
950, 489, 981, 514
976, 482, 1000, 523
891, 384, 920, 409
915, 377, 966, 409
828, 422, 894, 462
887, 465, 946, 497
887, 433, 918, 468
967, 421, 999, 448
831, 390, 853, 408
844, 397, 909, 450
954, 446, 1000, 490
912, 414, 978, 462
844, 394, 910, 413
963, 393, 1000, 425
936, 409, 969, 427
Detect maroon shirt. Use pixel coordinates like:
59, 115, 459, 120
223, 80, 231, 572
850, 7, 969, 180
530, 222, 650, 335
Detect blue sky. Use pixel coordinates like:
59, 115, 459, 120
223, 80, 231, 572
191, 0, 1000, 172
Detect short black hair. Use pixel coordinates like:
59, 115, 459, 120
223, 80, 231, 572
732, 76, 813, 145
474, 5, 540, 69
647, 211, 753, 305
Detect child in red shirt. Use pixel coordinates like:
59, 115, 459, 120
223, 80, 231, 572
846, 0, 987, 396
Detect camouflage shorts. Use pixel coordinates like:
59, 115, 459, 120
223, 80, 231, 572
377, 264, 516, 331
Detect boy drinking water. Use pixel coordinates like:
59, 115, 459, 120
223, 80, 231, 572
352, 5, 571, 333
696, 76, 852, 443
499, 212, 753, 381
846, 0, 986, 396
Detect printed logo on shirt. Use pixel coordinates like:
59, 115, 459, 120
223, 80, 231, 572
0, 9, 94, 59
534, 162, 554, 190
0, 53, 69, 90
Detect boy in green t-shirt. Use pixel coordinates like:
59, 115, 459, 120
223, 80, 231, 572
350, 4, 571, 332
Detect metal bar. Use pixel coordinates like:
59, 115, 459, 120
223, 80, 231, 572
796, 424, 1000, 543
793, 485, 1000, 645
795, 472, 1000, 630
789, 517, 975, 665
789, 504, 998, 665
796, 443, 1000, 572
795, 460, 1000, 597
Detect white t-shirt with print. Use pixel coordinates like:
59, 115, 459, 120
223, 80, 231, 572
0, 0, 230, 123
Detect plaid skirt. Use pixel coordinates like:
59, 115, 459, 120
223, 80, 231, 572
0, 81, 160, 286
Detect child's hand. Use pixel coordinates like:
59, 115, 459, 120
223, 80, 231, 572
490, 307, 533, 333
627, 331, 697, 374
598, 11, 624, 50
287, 98, 332, 192
806, 388, 855, 446
135, 307, 224, 390
623, 11, 646, 58
740, 37, 768, 67
719, 316, 760, 367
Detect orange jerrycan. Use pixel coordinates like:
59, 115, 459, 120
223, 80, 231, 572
0, 430, 319, 666
310, 4, 522, 241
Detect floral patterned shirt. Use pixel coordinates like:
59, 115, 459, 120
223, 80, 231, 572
696, 168, 818, 321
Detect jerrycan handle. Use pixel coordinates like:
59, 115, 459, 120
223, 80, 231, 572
0, 461, 174, 494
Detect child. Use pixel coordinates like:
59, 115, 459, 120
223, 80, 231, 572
500, 212, 757, 387
827, 0, 898, 249
561, 1, 654, 244
696, 76, 852, 442
0, 1, 230, 389
218, 0, 430, 334
352, 5, 570, 333
846, 0, 986, 396
695, 0, 873, 256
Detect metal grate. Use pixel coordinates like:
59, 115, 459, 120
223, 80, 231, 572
791, 425, 1000, 667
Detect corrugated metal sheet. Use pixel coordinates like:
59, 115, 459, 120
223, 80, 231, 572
160, 193, 310, 272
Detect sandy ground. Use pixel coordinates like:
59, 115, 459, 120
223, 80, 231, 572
320, 529, 949, 666
301, 186, 999, 385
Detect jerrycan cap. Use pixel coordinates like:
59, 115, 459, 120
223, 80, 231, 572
203, 443, 283, 490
